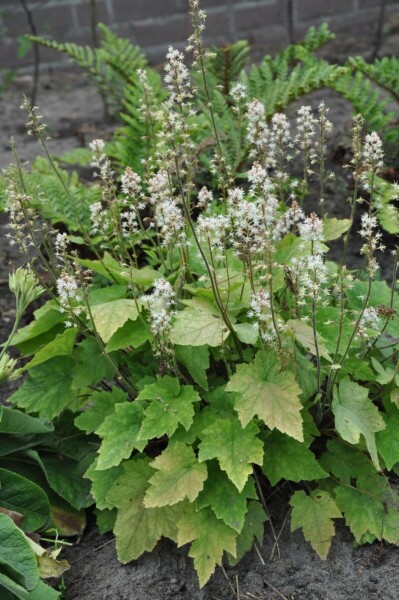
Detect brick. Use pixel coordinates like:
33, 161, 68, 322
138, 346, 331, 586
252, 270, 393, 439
3, 5, 74, 37
76, 0, 110, 28
297, 0, 353, 21
234, 0, 287, 32
113, 0, 180, 21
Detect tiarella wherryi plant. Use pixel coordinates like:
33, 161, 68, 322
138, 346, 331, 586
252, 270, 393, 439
2, 0, 399, 589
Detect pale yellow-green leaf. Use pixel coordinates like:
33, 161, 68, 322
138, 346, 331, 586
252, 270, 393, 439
290, 489, 341, 559
144, 443, 207, 507
332, 377, 385, 470
226, 351, 303, 441
287, 319, 331, 361
91, 299, 139, 342
171, 307, 229, 347
177, 505, 237, 587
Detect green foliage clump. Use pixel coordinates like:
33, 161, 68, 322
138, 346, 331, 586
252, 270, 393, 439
1, 1, 399, 592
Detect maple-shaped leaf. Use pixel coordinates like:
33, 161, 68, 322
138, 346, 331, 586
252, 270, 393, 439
107, 458, 180, 562
85, 458, 124, 510
96, 402, 146, 470
332, 377, 385, 470
171, 306, 229, 347
90, 299, 139, 342
137, 376, 200, 440
144, 442, 207, 507
226, 350, 304, 441
9, 356, 75, 419
228, 500, 267, 566
177, 505, 237, 587
198, 418, 263, 492
75, 388, 127, 434
196, 461, 257, 532
376, 406, 399, 470
335, 473, 399, 544
287, 319, 331, 361
290, 489, 341, 559
263, 430, 328, 485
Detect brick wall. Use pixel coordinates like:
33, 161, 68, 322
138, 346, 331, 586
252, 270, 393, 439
0, 0, 398, 71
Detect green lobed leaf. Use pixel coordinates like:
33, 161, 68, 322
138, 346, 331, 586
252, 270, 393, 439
198, 418, 263, 492
21, 329, 77, 371
322, 218, 351, 241
228, 501, 267, 566
287, 319, 331, 361
262, 431, 328, 485
171, 306, 229, 347
72, 338, 115, 389
376, 406, 399, 470
9, 357, 75, 419
332, 377, 385, 470
105, 318, 150, 352
75, 388, 128, 434
144, 442, 207, 507
90, 299, 139, 343
226, 350, 304, 441
107, 458, 180, 562
319, 439, 375, 484
138, 376, 200, 440
96, 402, 146, 470
196, 461, 257, 532
85, 458, 124, 511
290, 489, 341, 559
335, 473, 399, 544
177, 505, 237, 588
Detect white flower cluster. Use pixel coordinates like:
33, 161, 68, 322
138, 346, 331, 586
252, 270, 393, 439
248, 288, 285, 345
359, 212, 385, 277
298, 213, 324, 242
121, 167, 142, 198
197, 214, 229, 261
56, 270, 83, 323
141, 278, 176, 342
164, 46, 192, 108
362, 131, 384, 174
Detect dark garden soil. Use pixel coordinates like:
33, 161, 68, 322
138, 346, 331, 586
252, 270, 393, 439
1, 26, 399, 599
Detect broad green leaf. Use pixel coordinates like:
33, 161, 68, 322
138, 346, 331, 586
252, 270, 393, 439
332, 377, 385, 469
9, 357, 75, 419
0, 513, 39, 590
88, 284, 127, 305
175, 345, 209, 390
0, 407, 53, 435
29, 579, 61, 600
262, 431, 328, 485
105, 318, 150, 352
226, 350, 304, 441
177, 505, 237, 587
85, 458, 124, 510
322, 218, 351, 241
107, 458, 180, 562
371, 357, 395, 385
95, 507, 117, 534
233, 322, 259, 345
0, 469, 50, 532
22, 329, 77, 371
319, 439, 375, 484
121, 266, 160, 286
171, 307, 229, 347
35, 454, 93, 510
335, 473, 399, 544
376, 406, 399, 470
198, 418, 263, 492
290, 490, 341, 559
12, 302, 64, 347
75, 388, 127, 434
91, 299, 139, 343
287, 319, 331, 361
96, 402, 146, 470
196, 461, 257, 532
144, 443, 207, 507
77, 252, 125, 284
228, 501, 267, 566
72, 338, 114, 389
0, 573, 30, 599
138, 377, 200, 440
